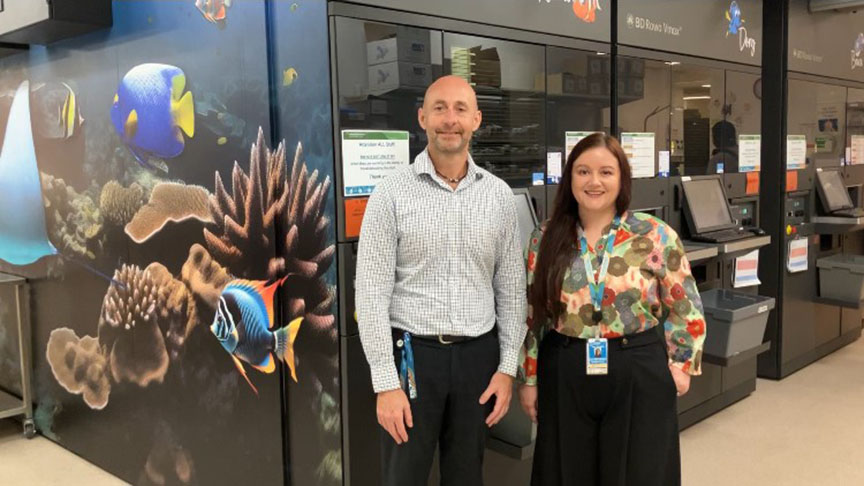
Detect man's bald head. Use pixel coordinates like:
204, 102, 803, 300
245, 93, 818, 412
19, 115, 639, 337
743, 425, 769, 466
418, 75, 482, 158
422, 75, 479, 111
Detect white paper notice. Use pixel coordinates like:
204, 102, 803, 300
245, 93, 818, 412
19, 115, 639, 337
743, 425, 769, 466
733, 250, 761, 288
547, 152, 562, 184
787, 238, 808, 273
738, 135, 761, 172
851, 135, 864, 165
620, 132, 655, 178
565, 131, 600, 160
658, 150, 670, 177
341, 130, 410, 196
787, 135, 807, 170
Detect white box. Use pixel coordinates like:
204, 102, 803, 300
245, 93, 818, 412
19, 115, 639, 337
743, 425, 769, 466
367, 61, 433, 96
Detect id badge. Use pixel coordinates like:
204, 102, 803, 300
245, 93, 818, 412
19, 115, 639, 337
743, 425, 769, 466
586, 338, 609, 375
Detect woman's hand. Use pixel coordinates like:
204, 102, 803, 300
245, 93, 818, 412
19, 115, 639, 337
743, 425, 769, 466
518, 384, 538, 423
668, 364, 691, 396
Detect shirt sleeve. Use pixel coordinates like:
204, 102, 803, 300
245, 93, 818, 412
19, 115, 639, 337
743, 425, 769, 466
659, 227, 706, 376
355, 188, 401, 393
517, 226, 545, 386
493, 192, 528, 377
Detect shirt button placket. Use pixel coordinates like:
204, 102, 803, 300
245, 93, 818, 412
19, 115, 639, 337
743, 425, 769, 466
448, 191, 459, 328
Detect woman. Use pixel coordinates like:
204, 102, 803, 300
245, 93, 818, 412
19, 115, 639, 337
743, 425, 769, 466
517, 133, 706, 486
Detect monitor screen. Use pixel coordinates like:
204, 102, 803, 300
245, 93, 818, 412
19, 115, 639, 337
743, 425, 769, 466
682, 178, 734, 232
817, 170, 853, 211
513, 193, 538, 251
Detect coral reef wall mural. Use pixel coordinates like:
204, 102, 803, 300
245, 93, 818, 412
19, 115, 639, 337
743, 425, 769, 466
0, 1, 338, 485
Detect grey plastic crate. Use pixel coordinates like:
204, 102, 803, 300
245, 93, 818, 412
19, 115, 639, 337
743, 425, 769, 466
817, 254, 864, 304
700, 289, 775, 358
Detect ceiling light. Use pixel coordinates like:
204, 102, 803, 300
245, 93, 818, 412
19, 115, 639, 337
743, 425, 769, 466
682, 96, 711, 100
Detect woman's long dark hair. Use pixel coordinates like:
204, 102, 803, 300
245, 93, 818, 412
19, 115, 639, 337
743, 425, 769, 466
529, 133, 632, 327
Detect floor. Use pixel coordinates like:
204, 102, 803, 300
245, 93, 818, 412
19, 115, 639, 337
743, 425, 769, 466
1, 337, 862, 486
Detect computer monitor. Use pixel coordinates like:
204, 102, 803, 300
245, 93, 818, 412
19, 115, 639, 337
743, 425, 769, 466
512, 189, 539, 251
681, 177, 737, 234
815, 169, 853, 213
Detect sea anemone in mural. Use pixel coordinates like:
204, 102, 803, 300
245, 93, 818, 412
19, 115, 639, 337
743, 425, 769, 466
125, 182, 212, 243
97, 264, 171, 387
204, 127, 336, 336
99, 180, 147, 227
111, 63, 195, 172
45, 328, 111, 410
41, 173, 103, 260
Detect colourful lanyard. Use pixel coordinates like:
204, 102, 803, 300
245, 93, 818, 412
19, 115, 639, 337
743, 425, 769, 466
579, 216, 622, 332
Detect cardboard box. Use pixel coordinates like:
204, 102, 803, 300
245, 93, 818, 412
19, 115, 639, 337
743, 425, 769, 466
542, 72, 577, 94
560, 57, 588, 76
366, 26, 431, 66
471, 47, 501, 88
367, 61, 433, 96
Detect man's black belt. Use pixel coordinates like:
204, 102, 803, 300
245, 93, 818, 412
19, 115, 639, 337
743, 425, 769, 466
392, 328, 494, 345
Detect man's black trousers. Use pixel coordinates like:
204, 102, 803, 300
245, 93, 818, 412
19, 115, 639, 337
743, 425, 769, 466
381, 329, 499, 486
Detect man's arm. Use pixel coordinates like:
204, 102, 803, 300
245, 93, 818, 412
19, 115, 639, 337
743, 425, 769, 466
492, 191, 528, 377
356, 188, 401, 393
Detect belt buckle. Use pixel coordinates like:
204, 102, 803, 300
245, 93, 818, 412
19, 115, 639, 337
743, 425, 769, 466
438, 334, 453, 345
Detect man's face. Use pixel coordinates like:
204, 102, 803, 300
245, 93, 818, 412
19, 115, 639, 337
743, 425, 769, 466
418, 77, 482, 156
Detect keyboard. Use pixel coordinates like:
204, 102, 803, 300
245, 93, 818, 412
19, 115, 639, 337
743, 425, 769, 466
832, 208, 864, 218
690, 228, 754, 243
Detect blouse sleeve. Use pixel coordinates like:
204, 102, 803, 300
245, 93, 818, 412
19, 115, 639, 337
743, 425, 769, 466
517, 226, 546, 386
659, 226, 706, 376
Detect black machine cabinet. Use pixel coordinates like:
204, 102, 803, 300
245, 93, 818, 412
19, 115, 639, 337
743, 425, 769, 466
0, 0, 111, 45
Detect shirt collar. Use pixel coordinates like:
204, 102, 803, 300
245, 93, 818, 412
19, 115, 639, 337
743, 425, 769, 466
413, 148, 483, 183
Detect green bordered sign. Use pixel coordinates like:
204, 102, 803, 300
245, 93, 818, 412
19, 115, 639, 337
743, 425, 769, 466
341, 130, 410, 196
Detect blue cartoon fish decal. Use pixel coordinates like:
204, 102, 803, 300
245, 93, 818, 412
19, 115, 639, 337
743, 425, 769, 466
726, 1, 743, 36
111, 63, 195, 171
210, 276, 302, 394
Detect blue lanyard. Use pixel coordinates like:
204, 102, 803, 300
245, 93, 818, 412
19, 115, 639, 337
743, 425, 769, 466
399, 332, 417, 399
579, 216, 621, 327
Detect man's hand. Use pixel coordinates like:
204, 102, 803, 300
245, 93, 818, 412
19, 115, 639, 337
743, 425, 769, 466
479, 372, 513, 427
669, 364, 691, 397
377, 388, 413, 444
517, 384, 538, 423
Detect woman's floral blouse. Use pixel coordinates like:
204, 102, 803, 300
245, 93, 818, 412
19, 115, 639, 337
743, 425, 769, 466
518, 212, 706, 385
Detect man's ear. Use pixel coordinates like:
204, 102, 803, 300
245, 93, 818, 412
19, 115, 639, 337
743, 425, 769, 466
473, 109, 482, 131
418, 107, 426, 130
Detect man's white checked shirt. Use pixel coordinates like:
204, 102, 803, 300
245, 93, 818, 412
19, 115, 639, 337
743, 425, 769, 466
356, 149, 527, 393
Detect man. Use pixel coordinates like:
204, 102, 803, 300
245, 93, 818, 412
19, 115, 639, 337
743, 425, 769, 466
356, 75, 527, 485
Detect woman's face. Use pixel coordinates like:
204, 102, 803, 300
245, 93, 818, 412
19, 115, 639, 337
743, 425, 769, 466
571, 147, 621, 215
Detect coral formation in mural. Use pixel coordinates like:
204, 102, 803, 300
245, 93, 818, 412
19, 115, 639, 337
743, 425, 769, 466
125, 182, 213, 243
139, 422, 196, 485
98, 264, 172, 387
181, 243, 232, 326
45, 328, 111, 409
41, 173, 103, 260
100, 180, 147, 227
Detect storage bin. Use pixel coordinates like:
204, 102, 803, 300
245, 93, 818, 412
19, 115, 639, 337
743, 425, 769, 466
700, 288, 775, 358
817, 254, 864, 303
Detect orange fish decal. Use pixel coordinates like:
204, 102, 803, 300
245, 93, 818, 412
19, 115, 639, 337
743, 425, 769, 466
573, 0, 601, 24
